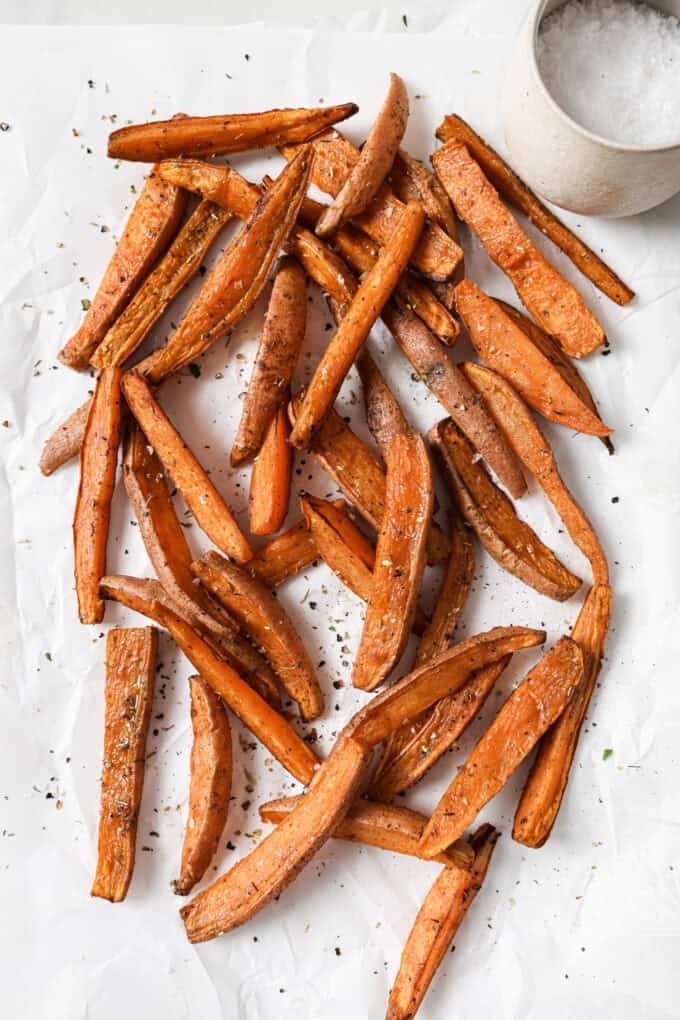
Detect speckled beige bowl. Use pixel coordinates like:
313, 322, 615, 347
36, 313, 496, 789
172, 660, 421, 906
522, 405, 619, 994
502, 0, 680, 216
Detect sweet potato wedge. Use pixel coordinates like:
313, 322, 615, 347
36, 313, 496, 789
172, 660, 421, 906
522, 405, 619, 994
108, 103, 358, 162
91, 626, 157, 902
419, 637, 584, 858
513, 583, 612, 848
357, 349, 411, 463
259, 797, 474, 870
455, 280, 612, 437
100, 575, 320, 785
290, 201, 424, 448
193, 551, 323, 722
380, 301, 527, 500
245, 521, 318, 588
281, 130, 463, 281
232, 256, 306, 466
386, 824, 498, 1020
122, 371, 252, 563
462, 362, 609, 583
289, 397, 449, 565
137, 148, 311, 384
316, 73, 409, 237
436, 114, 634, 306
40, 397, 91, 476
248, 406, 293, 536
390, 149, 459, 239
73, 367, 122, 624
91, 200, 230, 370
59, 168, 186, 370
353, 433, 433, 691
174, 675, 232, 897
432, 141, 605, 358
180, 728, 373, 942
415, 511, 474, 667
431, 419, 582, 601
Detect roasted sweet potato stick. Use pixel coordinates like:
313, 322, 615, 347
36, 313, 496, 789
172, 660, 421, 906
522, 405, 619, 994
290, 201, 424, 448
193, 551, 323, 721
245, 521, 318, 588
353, 434, 433, 691
419, 637, 584, 858
513, 583, 612, 847
100, 576, 320, 785
316, 73, 409, 237
414, 512, 474, 666
137, 149, 311, 383
436, 114, 634, 306
91, 627, 157, 902
259, 797, 474, 870
381, 301, 527, 499
91, 200, 230, 370
281, 130, 463, 281
289, 398, 449, 564
248, 406, 293, 536
108, 103, 358, 162
432, 142, 605, 358
40, 397, 91, 475
180, 728, 373, 942
462, 362, 609, 583
73, 367, 122, 624
174, 676, 232, 896
357, 349, 411, 463
122, 372, 252, 563
232, 256, 306, 466
455, 280, 612, 437
59, 169, 186, 370
432, 419, 582, 601
386, 824, 498, 1020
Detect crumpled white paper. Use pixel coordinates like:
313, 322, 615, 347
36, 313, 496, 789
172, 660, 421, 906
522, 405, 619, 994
1, 5, 680, 1019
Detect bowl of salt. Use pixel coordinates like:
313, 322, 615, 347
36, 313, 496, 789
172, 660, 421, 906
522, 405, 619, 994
503, 0, 680, 216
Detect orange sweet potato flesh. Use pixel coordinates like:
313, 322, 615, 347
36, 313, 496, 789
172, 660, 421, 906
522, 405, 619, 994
462, 361, 609, 584
380, 301, 527, 500
352, 433, 433, 691
91, 626, 157, 902
419, 637, 584, 858
455, 280, 612, 437
289, 397, 449, 565
432, 419, 582, 601
245, 521, 319, 588
248, 406, 293, 536
281, 129, 463, 282
100, 575, 320, 785
40, 397, 92, 476
316, 73, 409, 238
108, 103, 358, 161
232, 255, 307, 466
59, 168, 186, 370
357, 349, 411, 463
193, 551, 323, 722
390, 149, 459, 240
258, 796, 474, 870
386, 824, 498, 1020
73, 367, 122, 624
91, 200, 230, 370
513, 583, 612, 848
174, 675, 232, 897
436, 114, 634, 306
180, 729, 373, 942
137, 148, 311, 384
290, 201, 425, 448
122, 371, 252, 563
432, 141, 605, 358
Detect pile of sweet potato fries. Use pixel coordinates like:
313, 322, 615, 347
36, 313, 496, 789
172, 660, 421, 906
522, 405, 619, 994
42, 77, 630, 1017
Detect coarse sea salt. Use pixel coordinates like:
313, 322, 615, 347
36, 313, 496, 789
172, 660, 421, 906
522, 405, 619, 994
537, 0, 680, 146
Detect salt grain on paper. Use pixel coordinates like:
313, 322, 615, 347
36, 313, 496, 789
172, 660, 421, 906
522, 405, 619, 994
537, 0, 680, 145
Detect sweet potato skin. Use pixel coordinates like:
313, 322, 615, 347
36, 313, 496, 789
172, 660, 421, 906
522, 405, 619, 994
108, 103, 358, 161
91, 627, 157, 902
73, 367, 122, 624
248, 406, 293, 536
419, 637, 584, 858
40, 397, 91, 476
353, 433, 433, 691
174, 676, 232, 897
59, 168, 186, 370
357, 349, 411, 464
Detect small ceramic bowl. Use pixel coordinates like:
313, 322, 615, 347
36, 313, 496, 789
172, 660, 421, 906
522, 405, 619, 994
502, 0, 680, 216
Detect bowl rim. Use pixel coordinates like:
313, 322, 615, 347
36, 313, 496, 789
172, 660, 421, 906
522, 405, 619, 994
529, 0, 680, 154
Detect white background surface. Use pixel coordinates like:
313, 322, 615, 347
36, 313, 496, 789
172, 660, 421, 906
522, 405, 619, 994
1, 4, 680, 1019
